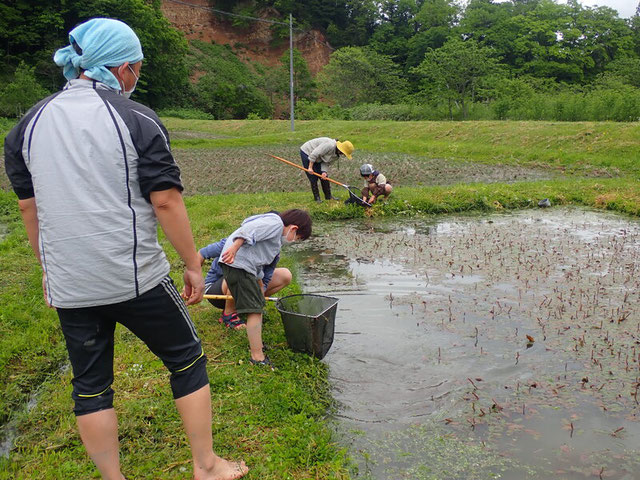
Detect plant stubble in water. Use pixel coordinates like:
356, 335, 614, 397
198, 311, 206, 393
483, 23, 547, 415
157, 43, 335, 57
288, 207, 640, 480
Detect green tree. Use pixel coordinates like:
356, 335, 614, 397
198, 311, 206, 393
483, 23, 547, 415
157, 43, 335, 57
459, 0, 635, 83
326, 0, 378, 47
406, 0, 459, 69
570, 3, 635, 78
369, 0, 420, 64
0, 0, 189, 109
280, 48, 317, 101
189, 41, 272, 119
0, 62, 50, 117
631, 5, 640, 56
255, 63, 287, 108
414, 38, 501, 119
69, 0, 189, 108
317, 46, 408, 107
459, 0, 514, 44
602, 57, 640, 87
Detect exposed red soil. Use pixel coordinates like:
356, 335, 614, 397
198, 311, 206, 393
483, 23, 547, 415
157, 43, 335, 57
160, 0, 332, 74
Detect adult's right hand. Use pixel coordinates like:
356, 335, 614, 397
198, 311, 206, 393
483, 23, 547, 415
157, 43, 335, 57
183, 267, 204, 305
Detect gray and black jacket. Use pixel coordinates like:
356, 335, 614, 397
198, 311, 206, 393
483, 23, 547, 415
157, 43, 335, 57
4, 79, 182, 308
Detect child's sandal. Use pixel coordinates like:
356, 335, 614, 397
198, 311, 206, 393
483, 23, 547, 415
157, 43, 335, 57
249, 354, 274, 368
220, 312, 243, 329
227, 316, 246, 329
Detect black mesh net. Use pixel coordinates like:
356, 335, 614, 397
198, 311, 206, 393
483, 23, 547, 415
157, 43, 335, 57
276, 294, 338, 359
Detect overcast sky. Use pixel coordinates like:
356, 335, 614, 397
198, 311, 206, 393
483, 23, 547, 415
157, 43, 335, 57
491, 0, 637, 18
556, 0, 636, 18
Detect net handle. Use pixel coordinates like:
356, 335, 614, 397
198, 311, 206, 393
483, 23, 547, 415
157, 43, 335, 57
204, 294, 278, 302
269, 154, 372, 207
269, 154, 347, 187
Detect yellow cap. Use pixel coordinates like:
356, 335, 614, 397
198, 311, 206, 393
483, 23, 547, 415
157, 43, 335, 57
336, 140, 354, 160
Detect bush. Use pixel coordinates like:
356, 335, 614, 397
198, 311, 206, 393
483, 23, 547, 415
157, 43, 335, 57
0, 62, 49, 118
499, 86, 640, 122
156, 108, 214, 120
348, 103, 431, 121
295, 100, 349, 120
0, 117, 16, 136
188, 41, 273, 119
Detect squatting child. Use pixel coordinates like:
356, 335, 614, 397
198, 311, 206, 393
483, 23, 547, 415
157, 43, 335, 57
219, 209, 312, 366
199, 236, 292, 329
360, 163, 392, 205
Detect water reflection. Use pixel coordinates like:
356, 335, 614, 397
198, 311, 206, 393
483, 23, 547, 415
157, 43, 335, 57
288, 208, 640, 479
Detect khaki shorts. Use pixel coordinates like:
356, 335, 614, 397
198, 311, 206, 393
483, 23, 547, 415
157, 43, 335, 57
221, 264, 265, 315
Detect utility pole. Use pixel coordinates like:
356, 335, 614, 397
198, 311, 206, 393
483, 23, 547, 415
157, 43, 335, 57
289, 13, 294, 131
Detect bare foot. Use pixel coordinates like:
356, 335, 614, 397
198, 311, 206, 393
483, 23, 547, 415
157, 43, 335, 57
194, 458, 248, 480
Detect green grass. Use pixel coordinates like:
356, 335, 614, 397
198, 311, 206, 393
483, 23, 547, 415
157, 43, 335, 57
0, 191, 351, 480
2, 118, 640, 478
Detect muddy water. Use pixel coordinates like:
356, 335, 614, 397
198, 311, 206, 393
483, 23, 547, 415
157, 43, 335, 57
289, 208, 640, 479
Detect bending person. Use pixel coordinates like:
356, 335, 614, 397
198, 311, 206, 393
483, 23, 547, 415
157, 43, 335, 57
299, 137, 354, 202
219, 210, 312, 367
199, 237, 292, 329
4, 18, 247, 480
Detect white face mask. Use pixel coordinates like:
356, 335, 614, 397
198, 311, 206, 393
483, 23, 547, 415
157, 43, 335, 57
281, 228, 296, 244
120, 65, 139, 99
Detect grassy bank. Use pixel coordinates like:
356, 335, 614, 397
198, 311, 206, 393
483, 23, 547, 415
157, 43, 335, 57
0, 190, 351, 479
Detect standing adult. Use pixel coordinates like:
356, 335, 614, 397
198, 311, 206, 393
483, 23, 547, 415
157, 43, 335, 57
3, 18, 247, 480
299, 137, 354, 202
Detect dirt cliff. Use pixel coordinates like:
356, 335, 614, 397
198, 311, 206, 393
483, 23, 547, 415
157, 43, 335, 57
160, 0, 333, 74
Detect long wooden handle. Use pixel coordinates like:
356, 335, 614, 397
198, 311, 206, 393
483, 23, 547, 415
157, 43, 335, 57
204, 294, 279, 302
269, 154, 347, 188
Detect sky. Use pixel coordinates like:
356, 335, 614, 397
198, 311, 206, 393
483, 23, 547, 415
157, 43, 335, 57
561, 0, 637, 18
490, 0, 637, 18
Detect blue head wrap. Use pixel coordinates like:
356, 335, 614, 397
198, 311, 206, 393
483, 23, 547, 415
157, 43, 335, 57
53, 18, 143, 91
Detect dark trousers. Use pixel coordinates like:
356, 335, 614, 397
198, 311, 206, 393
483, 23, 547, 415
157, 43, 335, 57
300, 150, 332, 199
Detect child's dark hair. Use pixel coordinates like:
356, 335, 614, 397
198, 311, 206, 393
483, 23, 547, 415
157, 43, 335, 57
280, 209, 312, 240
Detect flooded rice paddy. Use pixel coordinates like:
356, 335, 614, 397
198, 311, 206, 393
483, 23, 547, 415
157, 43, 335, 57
170, 146, 560, 195
289, 207, 640, 479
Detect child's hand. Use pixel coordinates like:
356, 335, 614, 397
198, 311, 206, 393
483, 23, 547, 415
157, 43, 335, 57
221, 249, 236, 264
368, 196, 376, 204
221, 238, 243, 264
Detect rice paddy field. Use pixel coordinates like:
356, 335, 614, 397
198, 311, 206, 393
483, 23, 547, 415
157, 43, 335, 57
0, 119, 639, 479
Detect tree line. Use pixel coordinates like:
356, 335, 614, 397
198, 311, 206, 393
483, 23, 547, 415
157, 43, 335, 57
1, 0, 640, 121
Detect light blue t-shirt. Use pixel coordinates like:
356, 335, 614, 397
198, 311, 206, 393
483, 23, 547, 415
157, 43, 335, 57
219, 213, 283, 279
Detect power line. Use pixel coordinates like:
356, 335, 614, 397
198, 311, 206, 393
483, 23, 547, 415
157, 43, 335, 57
164, 0, 303, 30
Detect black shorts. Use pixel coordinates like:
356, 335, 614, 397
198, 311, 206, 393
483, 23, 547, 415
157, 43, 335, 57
57, 276, 208, 416
205, 278, 225, 309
